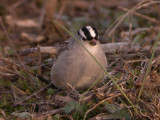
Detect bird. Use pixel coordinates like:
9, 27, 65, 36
50, 26, 107, 90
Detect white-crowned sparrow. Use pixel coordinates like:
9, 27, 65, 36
51, 26, 107, 90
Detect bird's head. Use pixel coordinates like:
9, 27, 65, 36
78, 26, 99, 45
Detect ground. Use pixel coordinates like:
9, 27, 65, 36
0, 0, 160, 120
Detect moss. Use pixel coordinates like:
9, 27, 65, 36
114, 73, 122, 80
133, 69, 140, 75
0, 33, 7, 42
17, 79, 29, 91
53, 114, 61, 120
18, 70, 29, 78
7, 48, 14, 56
25, 89, 31, 95
126, 78, 134, 89
0, 79, 12, 87
27, 98, 36, 103
0, 95, 25, 116
0, 5, 6, 16
0, 96, 8, 109
36, 0, 43, 8
46, 88, 55, 95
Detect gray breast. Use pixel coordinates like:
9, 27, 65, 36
50, 37, 107, 90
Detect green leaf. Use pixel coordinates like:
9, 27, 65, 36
113, 109, 132, 120
104, 104, 132, 120
63, 101, 77, 114
12, 112, 30, 119
132, 32, 146, 45
104, 104, 121, 114
53, 114, 61, 120
76, 103, 83, 113
47, 88, 54, 95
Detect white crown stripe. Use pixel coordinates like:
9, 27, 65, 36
79, 29, 87, 39
86, 26, 96, 38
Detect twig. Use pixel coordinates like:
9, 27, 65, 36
137, 105, 152, 120
83, 89, 130, 120
119, 6, 160, 24
81, 79, 127, 102
17, 102, 56, 106
31, 108, 62, 117
134, 59, 149, 86
18, 42, 136, 55
0, 72, 15, 76
0, 109, 7, 119
18, 46, 59, 55
55, 1, 66, 21
107, 0, 146, 37
18, 42, 160, 55
0, 57, 34, 76
107, 0, 160, 37
8, 0, 30, 10
155, 113, 160, 119
14, 83, 52, 105
0, 57, 54, 85
66, 83, 81, 98
11, 85, 18, 101
137, 31, 160, 102
139, 99, 155, 118
121, 27, 160, 37
11, 85, 27, 96
129, 15, 133, 42
37, 45, 42, 75
101, 42, 139, 54
0, 18, 15, 53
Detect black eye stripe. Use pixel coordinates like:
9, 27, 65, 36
82, 27, 92, 40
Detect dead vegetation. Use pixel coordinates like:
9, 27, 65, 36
0, 0, 160, 119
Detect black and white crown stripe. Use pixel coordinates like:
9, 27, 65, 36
78, 26, 99, 40
78, 29, 87, 40
86, 26, 96, 38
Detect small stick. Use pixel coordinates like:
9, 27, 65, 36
67, 83, 81, 98
37, 45, 42, 75
119, 6, 160, 24
0, 57, 52, 85
16, 102, 56, 106
18, 46, 59, 55
134, 59, 149, 86
0, 57, 35, 76
14, 83, 52, 105
81, 79, 127, 102
83, 89, 130, 120
31, 108, 62, 117
8, 0, 30, 10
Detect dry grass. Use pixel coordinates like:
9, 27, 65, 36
0, 0, 160, 120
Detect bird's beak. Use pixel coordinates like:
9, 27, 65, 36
90, 39, 97, 45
